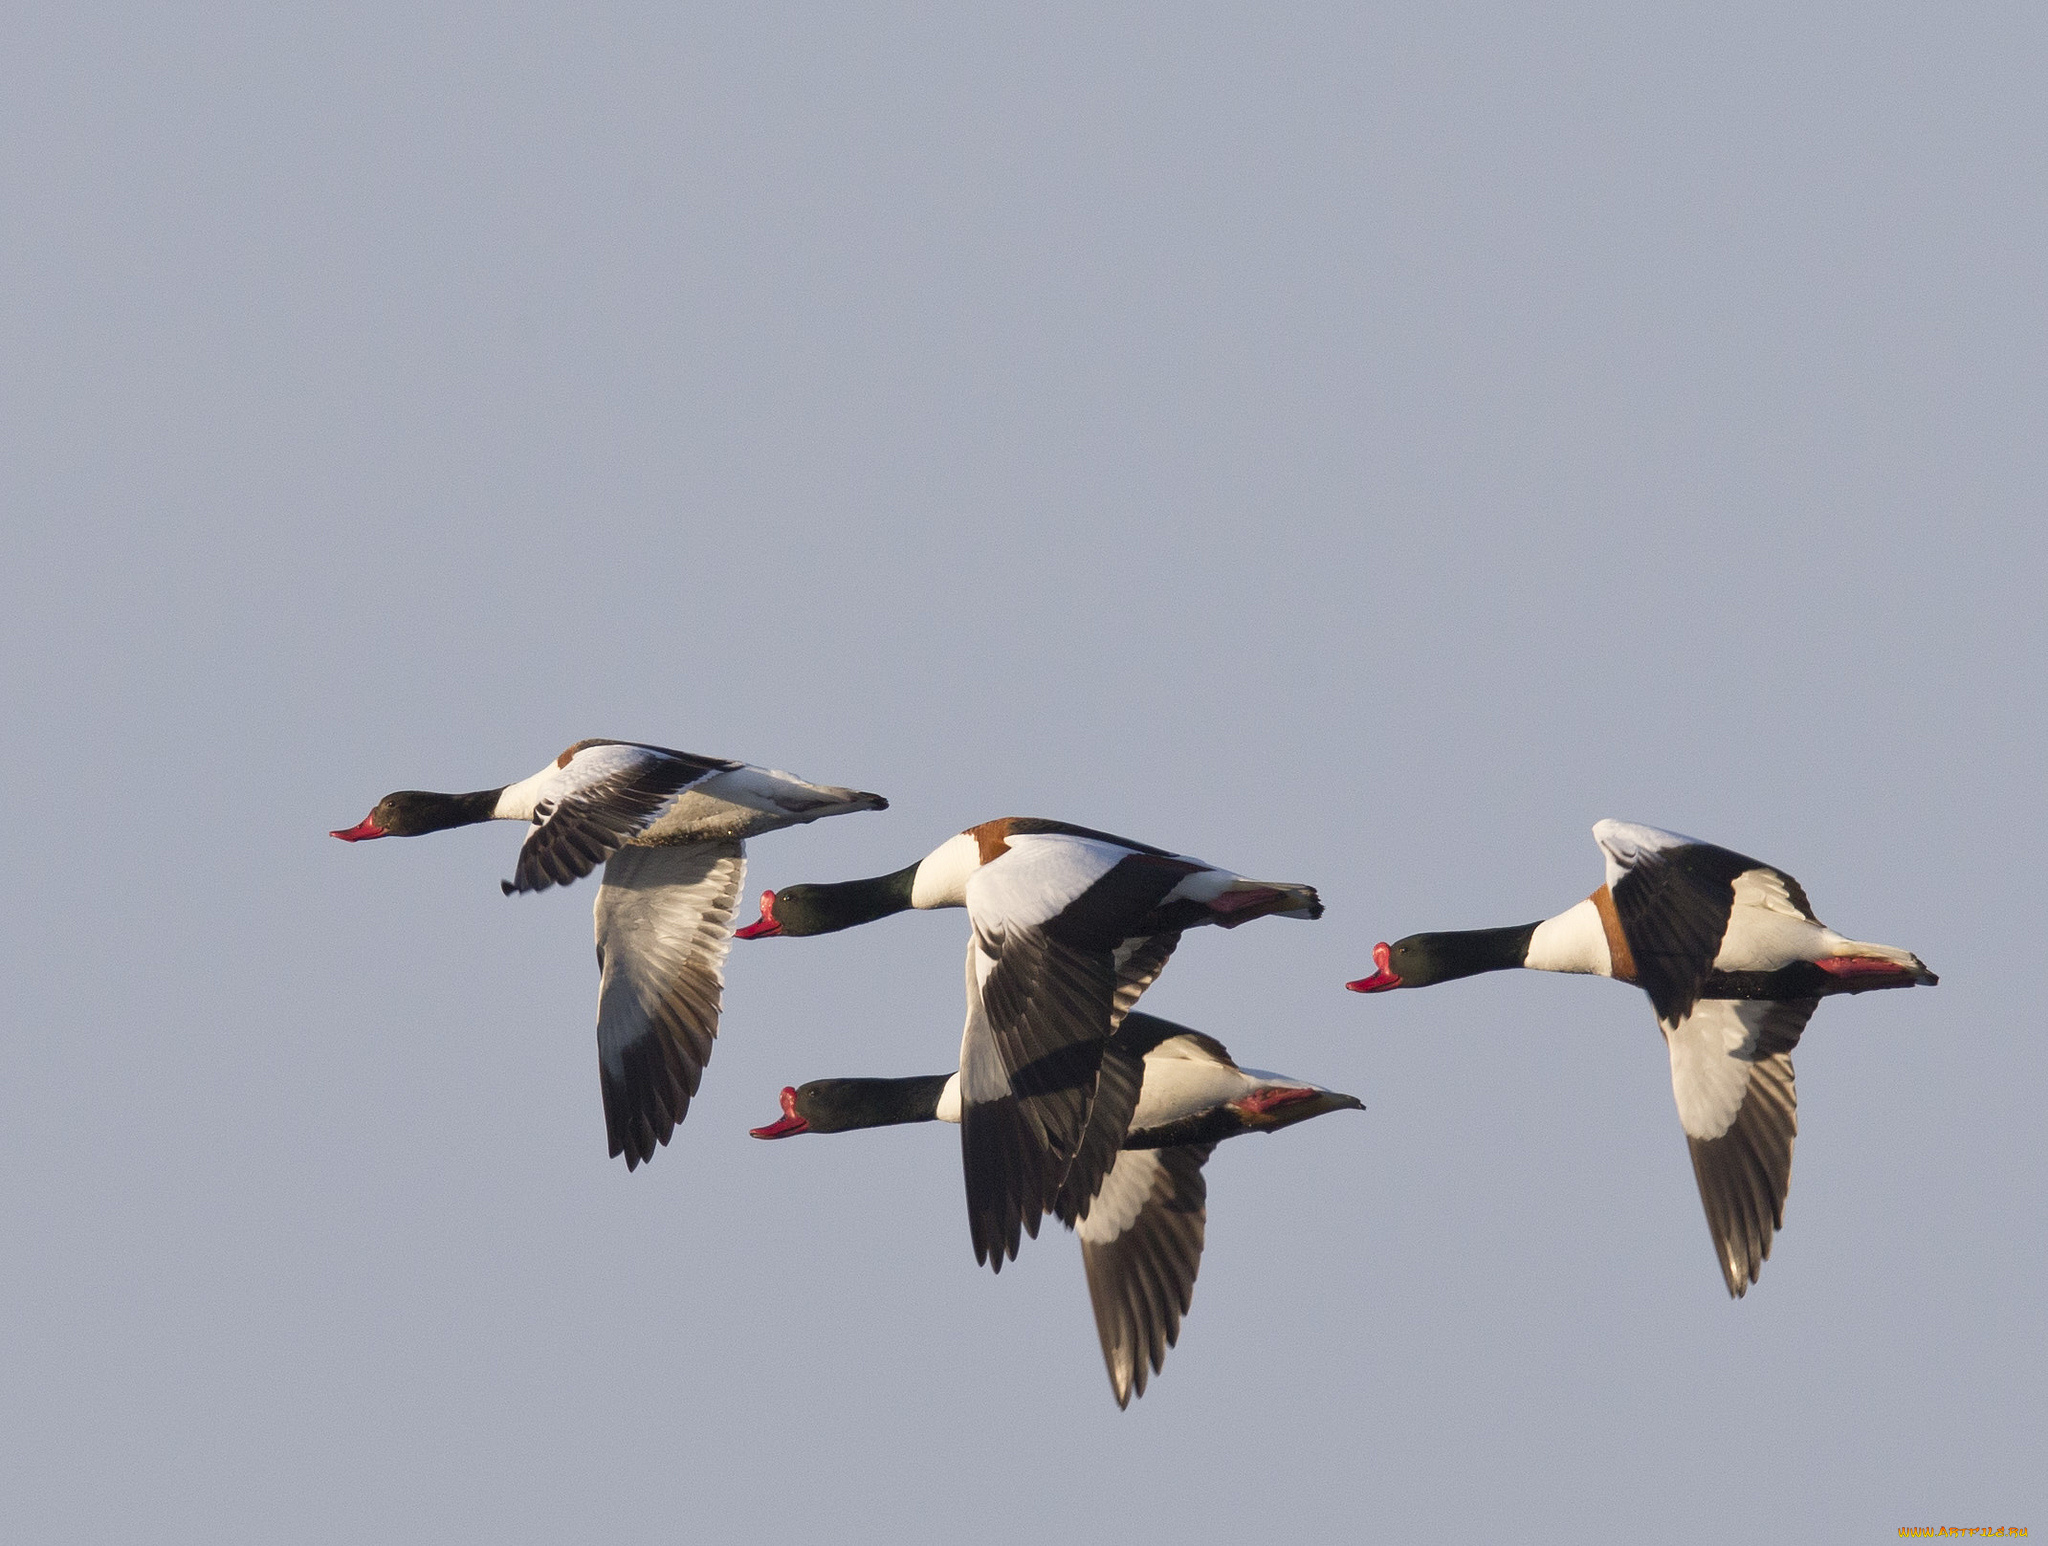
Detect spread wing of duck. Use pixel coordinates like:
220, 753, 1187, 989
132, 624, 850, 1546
504, 742, 740, 896
958, 838, 1211, 1269
1079, 1142, 1213, 1408
592, 841, 748, 1167
1663, 995, 1816, 1296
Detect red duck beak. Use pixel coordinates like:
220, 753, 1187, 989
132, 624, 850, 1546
734, 890, 782, 940
749, 1087, 810, 1138
330, 818, 388, 842
1346, 942, 1402, 993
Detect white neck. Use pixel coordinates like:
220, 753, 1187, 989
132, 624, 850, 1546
909, 831, 980, 909
1524, 896, 1613, 976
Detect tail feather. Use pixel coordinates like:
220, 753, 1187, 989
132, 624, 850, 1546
792, 786, 889, 817
1833, 938, 1937, 986
1212, 878, 1323, 926
720, 766, 889, 822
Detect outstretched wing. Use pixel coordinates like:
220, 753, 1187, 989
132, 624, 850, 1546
1078, 1143, 1213, 1407
1663, 996, 1817, 1297
508, 744, 735, 895
960, 922, 1121, 1268
592, 840, 745, 1168
958, 845, 1201, 1270
1054, 930, 1182, 1228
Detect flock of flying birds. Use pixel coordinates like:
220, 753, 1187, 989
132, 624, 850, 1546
334, 737, 1938, 1407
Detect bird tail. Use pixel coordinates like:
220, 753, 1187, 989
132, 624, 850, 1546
1208, 878, 1323, 926
1822, 939, 1938, 988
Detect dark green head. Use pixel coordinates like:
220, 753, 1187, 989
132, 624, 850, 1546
1346, 924, 1538, 992
748, 1075, 951, 1136
330, 787, 502, 841
733, 864, 922, 939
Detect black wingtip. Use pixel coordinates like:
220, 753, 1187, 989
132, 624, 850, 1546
501, 879, 515, 896
974, 1222, 1024, 1274
1722, 1253, 1752, 1298
609, 1131, 645, 1172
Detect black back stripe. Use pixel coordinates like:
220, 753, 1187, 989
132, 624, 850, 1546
1043, 854, 1204, 951
999, 817, 1177, 858
1611, 841, 1754, 1025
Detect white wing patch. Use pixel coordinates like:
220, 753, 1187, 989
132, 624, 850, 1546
1731, 868, 1811, 921
1666, 1000, 1778, 1141
503, 744, 733, 895
956, 941, 1008, 1106
1077, 1149, 1162, 1244
1716, 869, 1837, 969
966, 834, 1129, 929
496, 742, 663, 821
1126, 1056, 1254, 1132
1156, 866, 1235, 906
1145, 1033, 1238, 1066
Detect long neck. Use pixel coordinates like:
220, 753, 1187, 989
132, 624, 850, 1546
794, 864, 921, 934
415, 788, 505, 834
809, 1074, 951, 1131
1416, 923, 1539, 985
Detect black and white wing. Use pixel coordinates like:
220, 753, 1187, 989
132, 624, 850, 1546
1663, 996, 1818, 1296
960, 922, 1121, 1268
1078, 1143, 1213, 1408
958, 846, 1202, 1271
507, 742, 736, 895
591, 840, 746, 1168
1596, 819, 1801, 1025
1054, 930, 1182, 1229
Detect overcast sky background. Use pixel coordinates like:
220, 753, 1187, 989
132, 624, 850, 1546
3, 5, 2041, 1542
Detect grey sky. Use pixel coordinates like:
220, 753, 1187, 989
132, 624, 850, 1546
2, 5, 2040, 1542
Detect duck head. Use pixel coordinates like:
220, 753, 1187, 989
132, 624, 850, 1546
734, 866, 922, 939
1347, 925, 1536, 991
330, 789, 497, 841
749, 1075, 951, 1135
